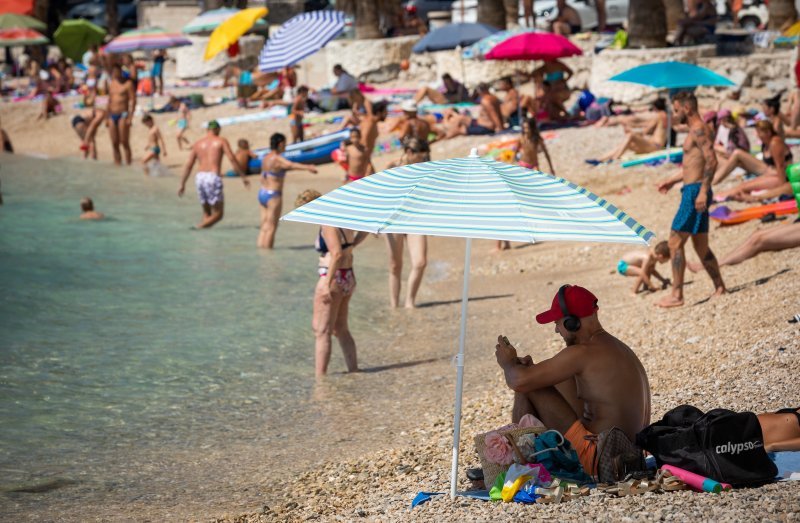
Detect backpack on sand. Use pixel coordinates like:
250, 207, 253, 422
592, 427, 647, 484
636, 405, 777, 488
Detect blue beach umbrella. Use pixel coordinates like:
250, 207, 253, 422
412, 22, 500, 53
258, 10, 346, 73
282, 149, 654, 499
609, 61, 734, 149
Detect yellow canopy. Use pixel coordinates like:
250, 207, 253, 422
204, 7, 267, 61
783, 20, 800, 37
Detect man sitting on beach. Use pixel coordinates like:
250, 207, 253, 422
79, 197, 104, 220
413, 73, 471, 106
331, 64, 360, 110
396, 100, 432, 144
445, 84, 503, 138
178, 120, 249, 229
495, 285, 651, 476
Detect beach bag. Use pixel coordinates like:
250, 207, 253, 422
593, 427, 647, 483
636, 405, 777, 487
474, 426, 544, 489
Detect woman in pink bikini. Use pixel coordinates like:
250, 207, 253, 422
295, 189, 368, 377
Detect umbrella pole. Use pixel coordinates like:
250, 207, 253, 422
449, 236, 472, 499
666, 91, 672, 161
458, 45, 466, 86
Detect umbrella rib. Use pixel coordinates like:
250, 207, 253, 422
484, 160, 535, 243
371, 172, 430, 234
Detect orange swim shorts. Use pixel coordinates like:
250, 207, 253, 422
564, 419, 597, 476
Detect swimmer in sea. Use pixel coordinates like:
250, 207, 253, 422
80, 197, 105, 220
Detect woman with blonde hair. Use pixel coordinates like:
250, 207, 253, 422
296, 189, 368, 377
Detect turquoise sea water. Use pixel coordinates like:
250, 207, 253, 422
0, 155, 423, 516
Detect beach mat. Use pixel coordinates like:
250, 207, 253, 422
621, 148, 684, 168
710, 199, 798, 225
770, 451, 800, 480
204, 106, 288, 128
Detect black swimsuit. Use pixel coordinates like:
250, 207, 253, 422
315, 228, 354, 256
762, 142, 793, 168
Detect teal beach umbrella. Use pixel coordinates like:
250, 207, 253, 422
282, 148, 654, 499
608, 61, 735, 90
609, 61, 734, 149
54, 19, 107, 62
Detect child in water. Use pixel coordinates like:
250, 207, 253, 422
617, 240, 671, 295
176, 100, 190, 150
141, 113, 167, 175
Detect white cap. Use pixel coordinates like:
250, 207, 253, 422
400, 100, 417, 113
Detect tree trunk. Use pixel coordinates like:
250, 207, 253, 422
663, 0, 684, 32
628, 0, 667, 48
477, 0, 506, 29
354, 0, 382, 39
768, 0, 798, 30
107, 0, 119, 37
504, 0, 519, 28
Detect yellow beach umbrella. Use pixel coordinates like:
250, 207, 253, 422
204, 6, 267, 61
783, 20, 800, 37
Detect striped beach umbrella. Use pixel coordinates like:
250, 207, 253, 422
182, 7, 267, 34
282, 149, 654, 499
0, 27, 47, 46
258, 10, 345, 73
461, 27, 537, 60
104, 27, 192, 54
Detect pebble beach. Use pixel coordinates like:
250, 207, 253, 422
1, 73, 799, 522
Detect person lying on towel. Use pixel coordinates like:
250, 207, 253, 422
494, 285, 652, 477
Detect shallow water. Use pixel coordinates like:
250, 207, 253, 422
0, 156, 451, 518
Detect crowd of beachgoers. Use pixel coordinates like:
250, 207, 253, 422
1, 2, 799, 520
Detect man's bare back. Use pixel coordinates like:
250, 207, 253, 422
478, 93, 503, 131
192, 135, 229, 175
681, 118, 712, 185
399, 115, 431, 143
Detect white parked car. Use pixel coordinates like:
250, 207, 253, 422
452, 0, 628, 31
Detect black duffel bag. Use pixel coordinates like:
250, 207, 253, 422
636, 405, 777, 487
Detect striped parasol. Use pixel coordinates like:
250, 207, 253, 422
183, 7, 267, 34
461, 27, 538, 60
283, 149, 653, 499
258, 10, 345, 73
104, 27, 192, 54
0, 27, 48, 46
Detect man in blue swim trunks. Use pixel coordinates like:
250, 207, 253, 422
656, 92, 726, 307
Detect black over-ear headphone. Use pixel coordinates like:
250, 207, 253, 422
558, 284, 581, 332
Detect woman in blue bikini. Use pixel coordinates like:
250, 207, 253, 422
257, 133, 318, 249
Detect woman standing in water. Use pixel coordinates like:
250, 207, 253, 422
295, 189, 368, 377
383, 138, 430, 308
258, 133, 317, 249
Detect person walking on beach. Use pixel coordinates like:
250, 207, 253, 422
295, 189, 369, 377
495, 284, 651, 477
655, 92, 726, 307
383, 138, 430, 308
106, 63, 136, 165
257, 133, 318, 248
178, 120, 249, 229
151, 49, 166, 96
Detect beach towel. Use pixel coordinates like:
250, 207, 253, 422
534, 431, 592, 484
770, 451, 800, 481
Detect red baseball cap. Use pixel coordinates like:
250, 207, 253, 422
535, 285, 599, 324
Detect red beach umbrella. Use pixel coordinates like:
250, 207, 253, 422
484, 32, 582, 61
